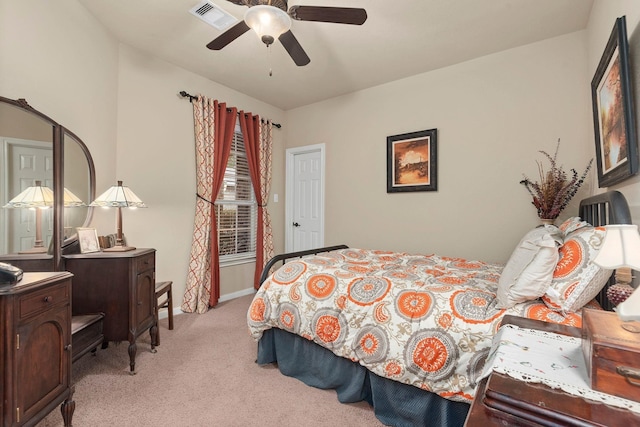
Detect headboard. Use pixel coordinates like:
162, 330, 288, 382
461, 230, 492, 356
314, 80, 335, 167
578, 190, 632, 311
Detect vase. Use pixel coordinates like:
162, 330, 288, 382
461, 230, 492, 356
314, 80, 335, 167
539, 218, 555, 226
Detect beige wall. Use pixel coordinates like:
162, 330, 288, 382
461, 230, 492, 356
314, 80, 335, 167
0, 0, 119, 202
112, 44, 285, 300
586, 0, 640, 223
285, 31, 592, 263
2, 0, 639, 303
0, 0, 286, 303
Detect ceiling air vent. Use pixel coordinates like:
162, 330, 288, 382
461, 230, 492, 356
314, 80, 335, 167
189, 1, 238, 31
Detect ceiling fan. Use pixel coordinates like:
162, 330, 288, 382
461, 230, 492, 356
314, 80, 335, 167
206, 0, 367, 66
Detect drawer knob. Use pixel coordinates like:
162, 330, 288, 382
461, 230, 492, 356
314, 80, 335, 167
65, 344, 72, 352
44, 296, 53, 303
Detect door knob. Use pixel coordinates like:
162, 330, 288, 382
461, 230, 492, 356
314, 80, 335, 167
293, 222, 300, 227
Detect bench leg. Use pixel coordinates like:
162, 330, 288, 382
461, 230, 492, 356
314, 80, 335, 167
167, 288, 174, 330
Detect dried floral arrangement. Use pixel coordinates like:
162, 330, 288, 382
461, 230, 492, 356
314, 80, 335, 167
520, 141, 593, 220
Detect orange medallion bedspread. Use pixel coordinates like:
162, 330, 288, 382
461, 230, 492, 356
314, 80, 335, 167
247, 248, 592, 404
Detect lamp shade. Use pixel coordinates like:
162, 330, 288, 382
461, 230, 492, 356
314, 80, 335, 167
3, 180, 54, 209
593, 224, 640, 270
244, 5, 291, 45
63, 188, 86, 207
89, 181, 146, 208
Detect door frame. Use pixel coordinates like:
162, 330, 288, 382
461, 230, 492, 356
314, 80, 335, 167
285, 143, 325, 252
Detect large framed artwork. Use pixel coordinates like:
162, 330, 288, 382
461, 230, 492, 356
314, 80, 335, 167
591, 15, 638, 187
387, 128, 437, 193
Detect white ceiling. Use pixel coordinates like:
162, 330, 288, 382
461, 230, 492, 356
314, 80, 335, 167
77, 0, 594, 110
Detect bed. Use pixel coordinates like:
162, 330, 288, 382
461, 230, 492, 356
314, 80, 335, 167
247, 191, 632, 427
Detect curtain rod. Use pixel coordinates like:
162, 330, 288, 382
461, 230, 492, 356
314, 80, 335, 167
179, 91, 282, 129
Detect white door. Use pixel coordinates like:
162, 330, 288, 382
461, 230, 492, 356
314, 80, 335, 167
2, 138, 53, 252
286, 144, 325, 252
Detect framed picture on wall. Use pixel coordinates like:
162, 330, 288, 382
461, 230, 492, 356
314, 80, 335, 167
591, 15, 639, 187
77, 227, 100, 254
387, 128, 437, 193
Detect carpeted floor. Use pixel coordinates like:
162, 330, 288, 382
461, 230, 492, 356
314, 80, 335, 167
38, 294, 384, 426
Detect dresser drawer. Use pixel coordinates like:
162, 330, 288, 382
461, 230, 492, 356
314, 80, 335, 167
19, 282, 69, 320
136, 252, 155, 272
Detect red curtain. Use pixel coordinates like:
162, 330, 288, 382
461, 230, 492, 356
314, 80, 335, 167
209, 102, 237, 307
239, 112, 264, 288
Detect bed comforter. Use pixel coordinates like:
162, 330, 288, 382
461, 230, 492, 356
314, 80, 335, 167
247, 248, 588, 404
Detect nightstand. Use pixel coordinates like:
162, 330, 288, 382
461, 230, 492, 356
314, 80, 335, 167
464, 315, 640, 426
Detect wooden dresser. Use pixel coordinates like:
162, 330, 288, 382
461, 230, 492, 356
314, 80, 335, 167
465, 315, 640, 426
63, 248, 157, 374
0, 272, 75, 426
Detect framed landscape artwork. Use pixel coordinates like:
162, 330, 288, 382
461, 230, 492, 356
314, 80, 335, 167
387, 128, 437, 193
591, 15, 638, 187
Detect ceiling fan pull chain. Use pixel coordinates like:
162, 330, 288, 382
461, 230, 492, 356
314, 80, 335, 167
268, 44, 273, 77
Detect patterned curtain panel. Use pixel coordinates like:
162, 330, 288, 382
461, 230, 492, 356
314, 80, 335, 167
259, 119, 274, 287
182, 96, 237, 313
239, 113, 274, 288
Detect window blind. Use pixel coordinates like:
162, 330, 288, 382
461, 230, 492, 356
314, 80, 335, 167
215, 127, 257, 264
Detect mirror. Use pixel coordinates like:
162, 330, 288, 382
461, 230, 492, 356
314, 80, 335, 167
0, 100, 54, 254
0, 96, 95, 270
63, 130, 94, 240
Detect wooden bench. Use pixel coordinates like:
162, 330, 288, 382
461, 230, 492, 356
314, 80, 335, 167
71, 313, 104, 363
155, 281, 173, 345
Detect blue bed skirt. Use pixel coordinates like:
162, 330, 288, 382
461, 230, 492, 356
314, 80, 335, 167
257, 328, 469, 427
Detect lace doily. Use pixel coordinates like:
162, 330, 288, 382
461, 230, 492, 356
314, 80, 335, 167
480, 324, 640, 414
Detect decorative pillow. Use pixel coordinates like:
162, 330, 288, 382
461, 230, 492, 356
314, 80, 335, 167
558, 216, 590, 237
542, 225, 613, 313
496, 225, 562, 309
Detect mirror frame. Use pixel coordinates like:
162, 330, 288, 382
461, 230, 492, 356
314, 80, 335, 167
0, 96, 96, 270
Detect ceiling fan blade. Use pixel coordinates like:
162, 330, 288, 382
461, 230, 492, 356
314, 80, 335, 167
279, 30, 310, 66
288, 6, 367, 25
206, 21, 250, 50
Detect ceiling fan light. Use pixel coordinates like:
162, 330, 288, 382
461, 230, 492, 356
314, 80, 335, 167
244, 5, 291, 46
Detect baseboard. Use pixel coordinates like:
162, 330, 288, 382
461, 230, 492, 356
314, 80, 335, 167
219, 287, 256, 302
156, 287, 256, 320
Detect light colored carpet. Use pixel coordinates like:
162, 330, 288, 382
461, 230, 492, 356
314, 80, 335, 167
38, 294, 383, 426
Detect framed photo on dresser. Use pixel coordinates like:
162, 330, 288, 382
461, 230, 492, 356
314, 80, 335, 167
77, 228, 100, 254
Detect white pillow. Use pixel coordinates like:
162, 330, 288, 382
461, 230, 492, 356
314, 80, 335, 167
496, 225, 562, 309
542, 225, 612, 313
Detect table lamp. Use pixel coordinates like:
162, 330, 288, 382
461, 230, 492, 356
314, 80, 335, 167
89, 180, 146, 252
593, 224, 640, 323
3, 180, 54, 253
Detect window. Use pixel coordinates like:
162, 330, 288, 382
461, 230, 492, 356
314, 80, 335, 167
214, 124, 257, 265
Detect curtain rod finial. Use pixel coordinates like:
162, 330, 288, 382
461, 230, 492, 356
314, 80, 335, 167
179, 91, 197, 102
